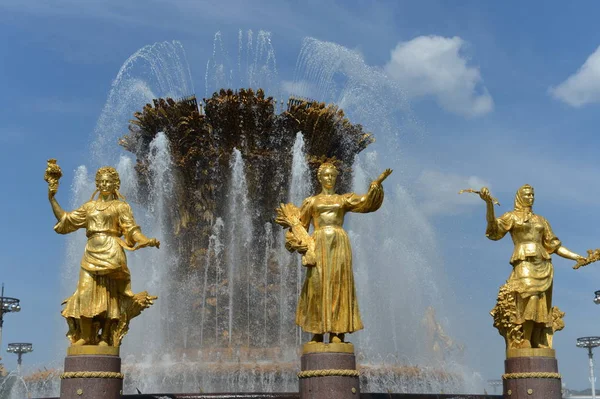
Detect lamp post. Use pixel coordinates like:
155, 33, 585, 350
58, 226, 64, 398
577, 336, 600, 399
7, 343, 33, 375
0, 284, 21, 352
594, 290, 600, 305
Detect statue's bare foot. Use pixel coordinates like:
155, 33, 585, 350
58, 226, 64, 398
98, 340, 109, 347
73, 339, 86, 346
308, 334, 324, 344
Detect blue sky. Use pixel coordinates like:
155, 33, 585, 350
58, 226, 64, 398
2, 0, 600, 393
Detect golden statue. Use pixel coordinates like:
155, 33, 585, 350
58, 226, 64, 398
276, 162, 392, 344
46, 160, 160, 348
421, 306, 464, 361
477, 185, 585, 350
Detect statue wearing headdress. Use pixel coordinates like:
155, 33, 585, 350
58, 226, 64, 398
46, 160, 160, 347
479, 185, 585, 349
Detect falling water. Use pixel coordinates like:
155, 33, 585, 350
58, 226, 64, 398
116, 155, 140, 203
201, 218, 224, 348
225, 149, 254, 347
91, 41, 193, 166
289, 133, 312, 204
62, 166, 95, 299
115, 132, 176, 361
291, 37, 419, 153
262, 223, 272, 348
3, 370, 31, 399
349, 151, 441, 363
206, 30, 280, 100
286, 132, 312, 346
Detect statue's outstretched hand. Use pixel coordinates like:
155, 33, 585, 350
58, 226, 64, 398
48, 185, 58, 200
374, 168, 393, 185
479, 187, 494, 204
44, 159, 62, 200
573, 249, 600, 269
573, 256, 586, 270
147, 238, 160, 249
134, 238, 160, 251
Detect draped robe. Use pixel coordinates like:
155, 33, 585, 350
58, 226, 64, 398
294, 183, 384, 334
55, 200, 140, 320
487, 211, 561, 326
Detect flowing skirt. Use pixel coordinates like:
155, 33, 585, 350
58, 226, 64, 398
62, 235, 131, 320
509, 257, 553, 326
296, 226, 363, 334
62, 269, 124, 320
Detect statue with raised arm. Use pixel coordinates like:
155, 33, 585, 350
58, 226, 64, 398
46, 160, 160, 348
478, 184, 585, 350
276, 162, 392, 345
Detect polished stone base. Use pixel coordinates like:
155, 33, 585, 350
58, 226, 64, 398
43, 393, 502, 399
299, 343, 360, 399
60, 346, 123, 399
503, 349, 561, 399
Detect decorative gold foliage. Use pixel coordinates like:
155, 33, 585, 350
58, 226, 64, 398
574, 248, 600, 269
275, 203, 316, 266
490, 282, 523, 349
545, 306, 565, 348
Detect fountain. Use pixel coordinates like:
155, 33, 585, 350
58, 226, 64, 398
19, 33, 487, 397
1, 369, 32, 398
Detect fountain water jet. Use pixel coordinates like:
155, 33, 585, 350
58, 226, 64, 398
224, 148, 254, 348
92, 41, 193, 166
286, 132, 312, 347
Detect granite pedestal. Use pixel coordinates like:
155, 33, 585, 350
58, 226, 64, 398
60, 346, 123, 399
299, 342, 360, 399
502, 348, 561, 399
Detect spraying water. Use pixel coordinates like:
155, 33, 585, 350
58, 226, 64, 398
206, 30, 280, 103
91, 41, 194, 165
287, 132, 312, 346
124, 132, 176, 358
2, 370, 31, 399
224, 148, 254, 347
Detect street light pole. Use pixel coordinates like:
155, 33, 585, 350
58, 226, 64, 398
7, 343, 33, 375
0, 284, 22, 357
591, 346, 597, 399
577, 337, 600, 399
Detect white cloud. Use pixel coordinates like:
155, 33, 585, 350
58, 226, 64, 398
415, 169, 491, 215
384, 35, 493, 117
549, 45, 600, 107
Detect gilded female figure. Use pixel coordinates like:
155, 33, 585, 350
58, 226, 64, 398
480, 185, 584, 349
278, 163, 391, 344
47, 164, 160, 347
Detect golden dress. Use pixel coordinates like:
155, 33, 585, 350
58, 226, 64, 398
486, 210, 561, 327
295, 183, 384, 334
55, 200, 140, 321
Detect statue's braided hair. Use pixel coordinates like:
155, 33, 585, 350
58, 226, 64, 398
317, 162, 339, 180
90, 166, 126, 200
